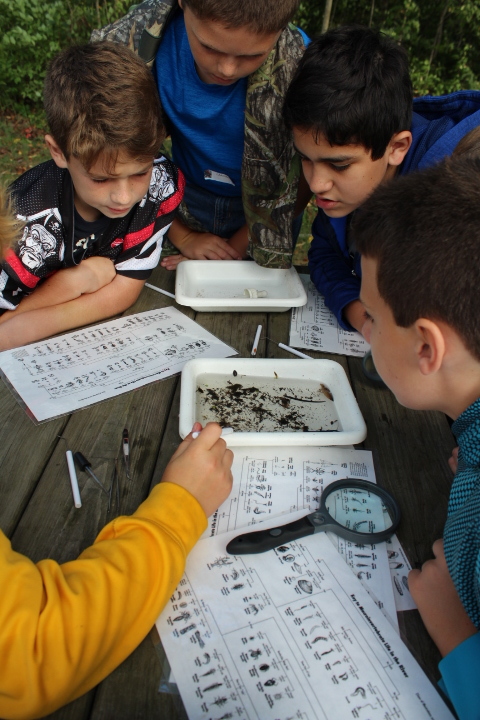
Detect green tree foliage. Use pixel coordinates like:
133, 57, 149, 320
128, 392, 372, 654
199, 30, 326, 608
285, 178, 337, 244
0, 0, 132, 111
294, 0, 480, 95
0, 0, 479, 110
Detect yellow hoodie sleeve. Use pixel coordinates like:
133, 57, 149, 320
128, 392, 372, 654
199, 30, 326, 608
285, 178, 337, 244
0, 481, 207, 720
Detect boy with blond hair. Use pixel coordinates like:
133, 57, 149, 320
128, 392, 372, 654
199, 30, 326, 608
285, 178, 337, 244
0, 42, 184, 350
93, 0, 310, 270
353, 157, 480, 720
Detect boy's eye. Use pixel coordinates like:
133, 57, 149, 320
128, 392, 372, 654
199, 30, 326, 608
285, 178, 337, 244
92, 178, 108, 184
331, 164, 350, 172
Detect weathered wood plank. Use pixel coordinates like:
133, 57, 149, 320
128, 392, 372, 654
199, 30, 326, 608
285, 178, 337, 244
0, 378, 68, 535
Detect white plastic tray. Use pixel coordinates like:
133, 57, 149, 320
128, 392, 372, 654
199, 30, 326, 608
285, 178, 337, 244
175, 261, 307, 312
179, 358, 367, 446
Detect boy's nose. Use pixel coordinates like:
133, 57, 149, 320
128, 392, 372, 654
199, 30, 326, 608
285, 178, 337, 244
111, 182, 132, 206
217, 56, 239, 80
309, 168, 334, 195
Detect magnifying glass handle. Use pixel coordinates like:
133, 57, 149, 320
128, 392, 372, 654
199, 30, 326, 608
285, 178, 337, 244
226, 516, 316, 555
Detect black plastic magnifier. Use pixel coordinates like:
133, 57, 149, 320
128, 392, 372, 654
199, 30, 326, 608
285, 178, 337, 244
226, 478, 401, 555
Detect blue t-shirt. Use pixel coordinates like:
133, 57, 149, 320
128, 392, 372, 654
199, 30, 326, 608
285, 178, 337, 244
155, 11, 247, 197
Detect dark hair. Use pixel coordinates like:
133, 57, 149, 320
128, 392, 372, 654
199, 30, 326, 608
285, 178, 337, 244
283, 25, 412, 160
44, 43, 165, 170
353, 157, 480, 360
182, 0, 300, 33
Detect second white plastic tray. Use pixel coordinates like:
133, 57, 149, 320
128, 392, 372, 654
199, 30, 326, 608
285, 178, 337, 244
175, 261, 307, 312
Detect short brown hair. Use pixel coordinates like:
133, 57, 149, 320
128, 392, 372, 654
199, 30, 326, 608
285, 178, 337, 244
44, 43, 165, 171
353, 157, 480, 361
0, 188, 22, 259
182, 0, 300, 33
453, 125, 480, 160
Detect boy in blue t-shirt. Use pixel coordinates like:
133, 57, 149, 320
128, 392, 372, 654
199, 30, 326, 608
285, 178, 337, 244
354, 157, 480, 720
93, 0, 311, 270
282, 26, 480, 334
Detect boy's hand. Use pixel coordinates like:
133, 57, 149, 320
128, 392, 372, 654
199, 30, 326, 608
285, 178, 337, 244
408, 539, 478, 657
162, 230, 242, 269
343, 299, 369, 335
448, 446, 459, 474
161, 422, 234, 518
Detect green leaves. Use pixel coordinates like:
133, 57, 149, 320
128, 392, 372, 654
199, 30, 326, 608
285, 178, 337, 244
0, 0, 132, 111
294, 0, 480, 96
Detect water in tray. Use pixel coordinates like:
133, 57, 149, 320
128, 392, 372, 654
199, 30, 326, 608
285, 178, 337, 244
195, 373, 341, 433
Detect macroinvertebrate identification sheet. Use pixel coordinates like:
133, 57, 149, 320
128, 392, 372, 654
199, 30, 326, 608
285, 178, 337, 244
156, 526, 453, 720
203, 446, 398, 628
290, 275, 370, 357
0, 307, 236, 422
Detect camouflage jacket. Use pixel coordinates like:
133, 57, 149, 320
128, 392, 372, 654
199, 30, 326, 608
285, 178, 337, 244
92, 1, 306, 268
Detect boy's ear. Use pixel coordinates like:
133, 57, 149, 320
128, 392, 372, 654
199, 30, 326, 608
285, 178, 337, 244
413, 318, 446, 376
45, 134, 69, 169
386, 131, 412, 167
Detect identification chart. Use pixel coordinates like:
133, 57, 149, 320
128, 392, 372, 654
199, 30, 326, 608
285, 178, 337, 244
0, 307, 236, 422
290, 275, 370, 357
156, 524, 454, 720
203, 446, 397, 628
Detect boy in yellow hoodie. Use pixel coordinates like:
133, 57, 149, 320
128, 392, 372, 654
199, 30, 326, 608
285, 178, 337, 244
0, 187, 233, 719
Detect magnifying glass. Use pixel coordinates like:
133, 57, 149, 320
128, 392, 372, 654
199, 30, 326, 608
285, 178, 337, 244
226, 478, 401, 555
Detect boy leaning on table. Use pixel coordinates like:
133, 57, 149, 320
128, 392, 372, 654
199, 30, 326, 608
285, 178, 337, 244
93, 0, 312, 270
0, 42, 188, 352
352, 157, 480, 720
282, 25, 480, 336
0, 189, 234, 720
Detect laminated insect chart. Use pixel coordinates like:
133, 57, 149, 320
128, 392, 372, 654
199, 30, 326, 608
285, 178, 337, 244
156, 518, 454, 720
290, 275, 370, 357
0, 307, 236, 422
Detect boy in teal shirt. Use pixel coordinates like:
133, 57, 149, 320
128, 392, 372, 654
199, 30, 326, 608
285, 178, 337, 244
353, 157, 480, 720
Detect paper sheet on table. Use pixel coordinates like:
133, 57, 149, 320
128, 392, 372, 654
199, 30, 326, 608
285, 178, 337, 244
386, 535, 417, 611
156, 521, 454, 720
290, 274, 370, 357
0, 307, 236, 422
204, 446, 398, 631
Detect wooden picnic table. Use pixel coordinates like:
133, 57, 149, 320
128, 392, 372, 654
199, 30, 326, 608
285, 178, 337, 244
0, 265, 456, 720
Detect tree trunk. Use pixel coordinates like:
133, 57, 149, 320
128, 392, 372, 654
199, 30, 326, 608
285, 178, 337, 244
368, 0, 375, 27
427, 0, 450, 76
322, 0, 334, 33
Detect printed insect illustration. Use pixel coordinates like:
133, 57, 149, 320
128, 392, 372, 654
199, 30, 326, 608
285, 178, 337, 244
259, 664, 270, 672
203, 682, 223, 692
180, 624, 196, 634
195, 630, 205, 648
211, 696, 228, 707
200, 668, 216, 676
264, 678, 277, 686
351, 687, 366, 698
211, 556, 233, 567
173, 611, 191, 622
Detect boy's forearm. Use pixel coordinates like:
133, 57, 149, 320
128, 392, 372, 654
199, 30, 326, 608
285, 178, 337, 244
167, 216, 193, 252
0, 275, 144, 350
0, 258, 116, 326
